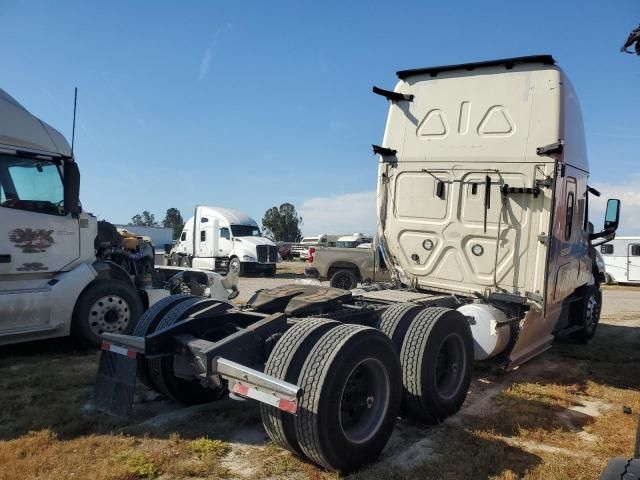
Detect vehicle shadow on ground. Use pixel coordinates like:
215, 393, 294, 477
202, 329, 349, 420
366, 420, 543, 479
551, 322, 640, 392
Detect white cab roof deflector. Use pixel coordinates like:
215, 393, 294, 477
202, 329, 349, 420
0, 89, 71, 157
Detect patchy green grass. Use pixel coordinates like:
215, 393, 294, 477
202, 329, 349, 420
190, 437, 230, 459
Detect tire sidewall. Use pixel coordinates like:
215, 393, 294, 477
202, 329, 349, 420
418, 314, 474, 420
583, 286, 602, 339
229, 257, 242, 276
72, 279, 143, 348
313, 332, 401, 470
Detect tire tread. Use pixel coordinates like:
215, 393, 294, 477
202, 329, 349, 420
261, 318, 339, 453
294, 324, 371, 469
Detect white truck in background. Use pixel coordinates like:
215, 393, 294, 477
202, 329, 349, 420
0, 90, 237, 348
170, 206, 278, 276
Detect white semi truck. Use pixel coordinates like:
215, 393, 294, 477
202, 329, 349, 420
97, 56, 619, 471
169, 206, 278, 276
0, 90, 237, 348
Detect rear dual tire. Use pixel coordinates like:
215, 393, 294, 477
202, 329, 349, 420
261, 323, 402, 472
261, 318, 339, 455
135, 294, 232, 404
379, 304, 474, 424
400, 307, 474, 423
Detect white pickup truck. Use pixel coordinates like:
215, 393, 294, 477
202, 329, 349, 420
304, 244, 389, 289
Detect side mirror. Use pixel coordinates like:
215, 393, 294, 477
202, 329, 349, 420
589, 198, 621, 244
64, 160, 81, 216
604, 198, 620, 231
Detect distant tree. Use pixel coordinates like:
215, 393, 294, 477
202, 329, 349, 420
129, 211, 158, 227
162, 208, 184, 239
262, 203, 303, 242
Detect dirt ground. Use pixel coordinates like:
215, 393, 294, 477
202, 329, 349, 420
0, 273, 639, 480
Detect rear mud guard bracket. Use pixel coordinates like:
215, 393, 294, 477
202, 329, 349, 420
93, 347, 138, 418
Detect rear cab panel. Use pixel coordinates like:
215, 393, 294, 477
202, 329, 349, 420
378, 57, 566, 301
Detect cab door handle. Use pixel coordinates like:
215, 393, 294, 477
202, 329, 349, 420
0, 254, 11, 263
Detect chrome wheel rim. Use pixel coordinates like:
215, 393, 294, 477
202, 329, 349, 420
229, 259, 240, 274
89, 295, 131, 336
585, 294, 600, 333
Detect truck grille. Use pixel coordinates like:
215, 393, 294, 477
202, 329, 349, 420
257, 245, 277, 264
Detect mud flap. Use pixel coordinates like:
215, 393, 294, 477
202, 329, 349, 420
93, 349, 137, 418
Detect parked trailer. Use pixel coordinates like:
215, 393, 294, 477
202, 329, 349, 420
599, 236, 640, 284
95, 56, 620, 471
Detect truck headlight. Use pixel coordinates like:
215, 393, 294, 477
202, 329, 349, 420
243, 255, 255, 261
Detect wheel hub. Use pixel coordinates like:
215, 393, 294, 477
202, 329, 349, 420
339, 358, 390, 444
89, 295, 131, 335
435, 334, 466, 400
585, 294, 600, 330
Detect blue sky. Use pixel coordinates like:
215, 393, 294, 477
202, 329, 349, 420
1, 0, 638, 234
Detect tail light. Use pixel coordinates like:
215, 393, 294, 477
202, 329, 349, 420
308, 247, 315, 263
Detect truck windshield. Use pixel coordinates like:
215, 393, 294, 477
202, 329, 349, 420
0, 155, 64, 215
231, 225, 261, 237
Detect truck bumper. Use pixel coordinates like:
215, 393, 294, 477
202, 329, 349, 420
305, 267, 320, 278
242, 262, 275, 273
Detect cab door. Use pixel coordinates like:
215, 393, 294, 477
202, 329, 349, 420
192, 207, 216, 270
218, 225, 233, 256
0, 155, 80, 333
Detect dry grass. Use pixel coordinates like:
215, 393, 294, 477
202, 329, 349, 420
0, 299, 638, 479
0, 339, 235, 479
249, 442, 338, 480
0, 429, 231, 480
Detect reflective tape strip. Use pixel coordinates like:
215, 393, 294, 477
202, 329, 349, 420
231, 382, 298, 414
101, 341, 137, 358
